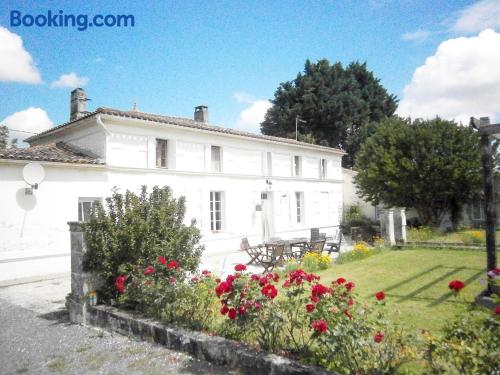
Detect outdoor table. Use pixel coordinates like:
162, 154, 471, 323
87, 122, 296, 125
265, 237, 308, 259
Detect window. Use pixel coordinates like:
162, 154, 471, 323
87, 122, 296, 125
78, 198, 101, 222
266, 152, 272, 176
156, 139, 168, 168
210, 191, 224, 231
211, 146, 221, 172
472, 201, 484, 220
293, 155, 301, 177
320, 159, 327, 179
295, 192, 304, 224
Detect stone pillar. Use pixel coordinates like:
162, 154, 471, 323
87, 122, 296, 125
67, 221, 101, 324
387, 209, 396, 246
400, 208, 407, 243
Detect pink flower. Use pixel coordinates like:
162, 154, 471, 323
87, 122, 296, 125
143, 266, 156, 276
234, 264, 247, 272
375, 291, 386, 301
311, 320, 328, 333
157, 256, 166, 265
167, 260, 179, 270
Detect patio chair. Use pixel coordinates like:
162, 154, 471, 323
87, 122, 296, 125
310, 228, 320, 243
261, 243, 286, 273
241, 237, 265, 265
307, 239, 326, 254
326, 230, 342, 254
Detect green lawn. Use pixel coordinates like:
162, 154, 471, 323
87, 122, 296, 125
317, 248, 494, 334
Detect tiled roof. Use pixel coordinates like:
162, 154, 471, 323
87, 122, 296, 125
0, 142, 104, 165
25, 107, 345, 154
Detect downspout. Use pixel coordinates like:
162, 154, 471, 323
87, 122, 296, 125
96, 114, 111, 163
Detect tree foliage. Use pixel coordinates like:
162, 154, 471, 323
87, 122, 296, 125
83, 185, 204, 300
354, 117, 482, 226
261, 59, 398, 167
0, 126, 8, 149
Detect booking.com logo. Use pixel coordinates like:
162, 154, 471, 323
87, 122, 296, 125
10, 10, 135, 31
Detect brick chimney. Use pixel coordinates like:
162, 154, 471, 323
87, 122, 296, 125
70, 88, 89, 121
194, 105, 208, 123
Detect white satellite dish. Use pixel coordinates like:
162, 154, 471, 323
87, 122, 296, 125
23, 163, 45, 189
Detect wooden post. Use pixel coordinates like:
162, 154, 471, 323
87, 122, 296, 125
471, 117, 498, 284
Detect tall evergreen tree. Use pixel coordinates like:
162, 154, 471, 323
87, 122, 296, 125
261, 59, 397, 167
0, 126, 9, 150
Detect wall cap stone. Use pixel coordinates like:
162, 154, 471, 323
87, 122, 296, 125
68, 221, 83, 232
86, 304, 337, 375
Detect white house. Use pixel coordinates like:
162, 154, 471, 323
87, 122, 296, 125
0, 89, 344, 282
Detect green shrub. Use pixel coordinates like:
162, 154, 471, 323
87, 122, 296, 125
423, 309, 500, 374
459, 230, 485, 245
302, 252, 332, 272
83, 185, 204, 301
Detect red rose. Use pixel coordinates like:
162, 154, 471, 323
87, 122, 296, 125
157, 256, 166, 265
306, 303, 315, 313
234, 264, 247, 272
228, 308, 237, 320
312, 284, 332, 299
311, 296, 320, 303
220, 305, 229, 315
261, 284, 278, 299
345, 281, 355, 291
495, 306, 500, 315
191, 276, 199, 283
336, 277, 346, 284
226, 275, 236, 284
374, 331, 384, 343
237, 305, 246, 315
343, 309, 353, 320
202, 270, 211, 276
259, 277, 269, 286
282, 280, 291, 288
215, 281, 232, 297
254, 302, 262, 311
251, 274, 260, 281
272, 273, 280, 282
215, 278, 221, 283
167, 260, 179, 270
115, 275, 128, 294
348, 298, 354, 306
143, 266, 156, 276
448, 280, 465, 292
311, 319, 328, 333
375, 291, 386, 301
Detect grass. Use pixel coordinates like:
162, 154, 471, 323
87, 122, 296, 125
407, 228, 500, 245
317, 248, 494, 334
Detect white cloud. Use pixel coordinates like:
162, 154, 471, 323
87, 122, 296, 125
453, 0, 500, 34
402, 30, 431, 42
398, 29, 500, 124
51, 72, 88, 89
0, 27, 41, 84
233, 91, 255, 104
236, 100, 272, 134
1, 108, 53, 146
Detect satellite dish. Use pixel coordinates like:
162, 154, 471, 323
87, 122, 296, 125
23, 163, 45, 188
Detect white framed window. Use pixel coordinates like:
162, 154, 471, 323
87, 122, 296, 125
211, 145, 221, 172
293, 155, 302, 177
210, 191, 224, 231
266, 152, 272, 176
295, 191, 304, 224
320, 158, 327, 179
156, 139, 168, 168
78, 197, 101, 222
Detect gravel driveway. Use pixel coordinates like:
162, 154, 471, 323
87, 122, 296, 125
0, 277, 235, 375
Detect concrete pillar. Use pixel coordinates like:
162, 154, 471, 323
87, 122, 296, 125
387, 209, 396, 246
400, 208, 407, 243
67, 221, 101, 324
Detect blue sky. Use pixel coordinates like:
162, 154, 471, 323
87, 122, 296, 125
1, 0, 500, 143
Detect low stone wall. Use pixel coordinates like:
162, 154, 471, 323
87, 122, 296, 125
87, 304, 334, 375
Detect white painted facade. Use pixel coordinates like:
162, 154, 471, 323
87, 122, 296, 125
0, 110, 344, 281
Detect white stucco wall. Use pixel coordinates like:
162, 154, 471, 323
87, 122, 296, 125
0, 114, 344, 281
342, 168, 376, 220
